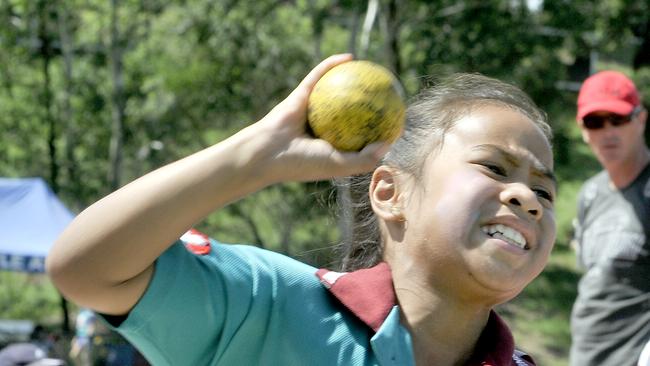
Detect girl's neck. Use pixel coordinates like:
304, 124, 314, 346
393, 276, 492, 366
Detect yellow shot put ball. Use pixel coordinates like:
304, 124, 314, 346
307, 60, 406, 151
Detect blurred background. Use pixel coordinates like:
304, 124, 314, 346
1, 0, 649, 364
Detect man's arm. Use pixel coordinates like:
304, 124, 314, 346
46, 54, 387, 315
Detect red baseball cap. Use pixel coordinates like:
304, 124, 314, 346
576, 70, 640, 120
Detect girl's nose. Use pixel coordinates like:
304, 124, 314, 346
500, 183, 543, 220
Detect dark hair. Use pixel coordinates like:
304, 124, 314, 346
337, 73, 551, 271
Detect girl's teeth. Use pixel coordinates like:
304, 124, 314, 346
481, 224, 527, 249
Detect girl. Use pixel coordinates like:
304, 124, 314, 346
47, 54, 556, 366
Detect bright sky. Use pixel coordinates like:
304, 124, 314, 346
526, 0, 542, 11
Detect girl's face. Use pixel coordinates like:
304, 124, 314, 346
397, 104, 556, 303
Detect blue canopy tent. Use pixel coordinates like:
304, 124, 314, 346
0, 178, 74, 273
0, 177, 75, 334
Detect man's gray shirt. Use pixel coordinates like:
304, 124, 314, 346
570, 164, 650, 366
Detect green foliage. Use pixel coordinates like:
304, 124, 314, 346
0, 273, 60, 321
1, 0, 648, 362
200, 181, 341, 267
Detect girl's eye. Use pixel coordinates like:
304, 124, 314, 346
483, 163, 506, 176
533, 188, 554, 203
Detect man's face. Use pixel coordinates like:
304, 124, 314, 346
580, 110, 647, 169
394, 105, 557, 304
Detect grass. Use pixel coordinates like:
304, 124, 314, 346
498, 244, 581, 366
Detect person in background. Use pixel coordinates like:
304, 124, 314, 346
570, 70, 650, 366
69, 309, 97, 366
46, 54, 557, 366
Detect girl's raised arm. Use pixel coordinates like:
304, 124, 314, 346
46, 54, 388, 315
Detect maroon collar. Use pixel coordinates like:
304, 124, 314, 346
316, 262, 534, 366
316, 262, 395, 332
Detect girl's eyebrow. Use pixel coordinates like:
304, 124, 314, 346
471, 144, 557, 187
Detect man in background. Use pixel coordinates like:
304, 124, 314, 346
571, 70, 650, 366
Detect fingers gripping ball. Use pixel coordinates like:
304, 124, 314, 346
307, 61, 406, 151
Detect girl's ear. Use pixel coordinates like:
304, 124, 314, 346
370, 165, 406, 222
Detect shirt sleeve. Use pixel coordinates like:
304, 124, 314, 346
107, 240, 318, 366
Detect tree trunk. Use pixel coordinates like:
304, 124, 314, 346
347, 5, 361, 56
57, 2, 81, 210
311, 6, 327, 62
226, 204, 267, 249
337, 0, 382, 251
40, 0, 70, 334
358, 0, 380, 59
633, 21, 650, 69
108, 0, 125, 191
383, 0, 401, 75
336, 178, 353, 252
279, 203, 294, 256
38, 0, 58, 194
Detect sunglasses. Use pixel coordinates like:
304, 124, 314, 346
582, 108, 640, 130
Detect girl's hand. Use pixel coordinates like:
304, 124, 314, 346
253, 54, 391, 183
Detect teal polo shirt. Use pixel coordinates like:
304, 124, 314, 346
108, 232, 534, 366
